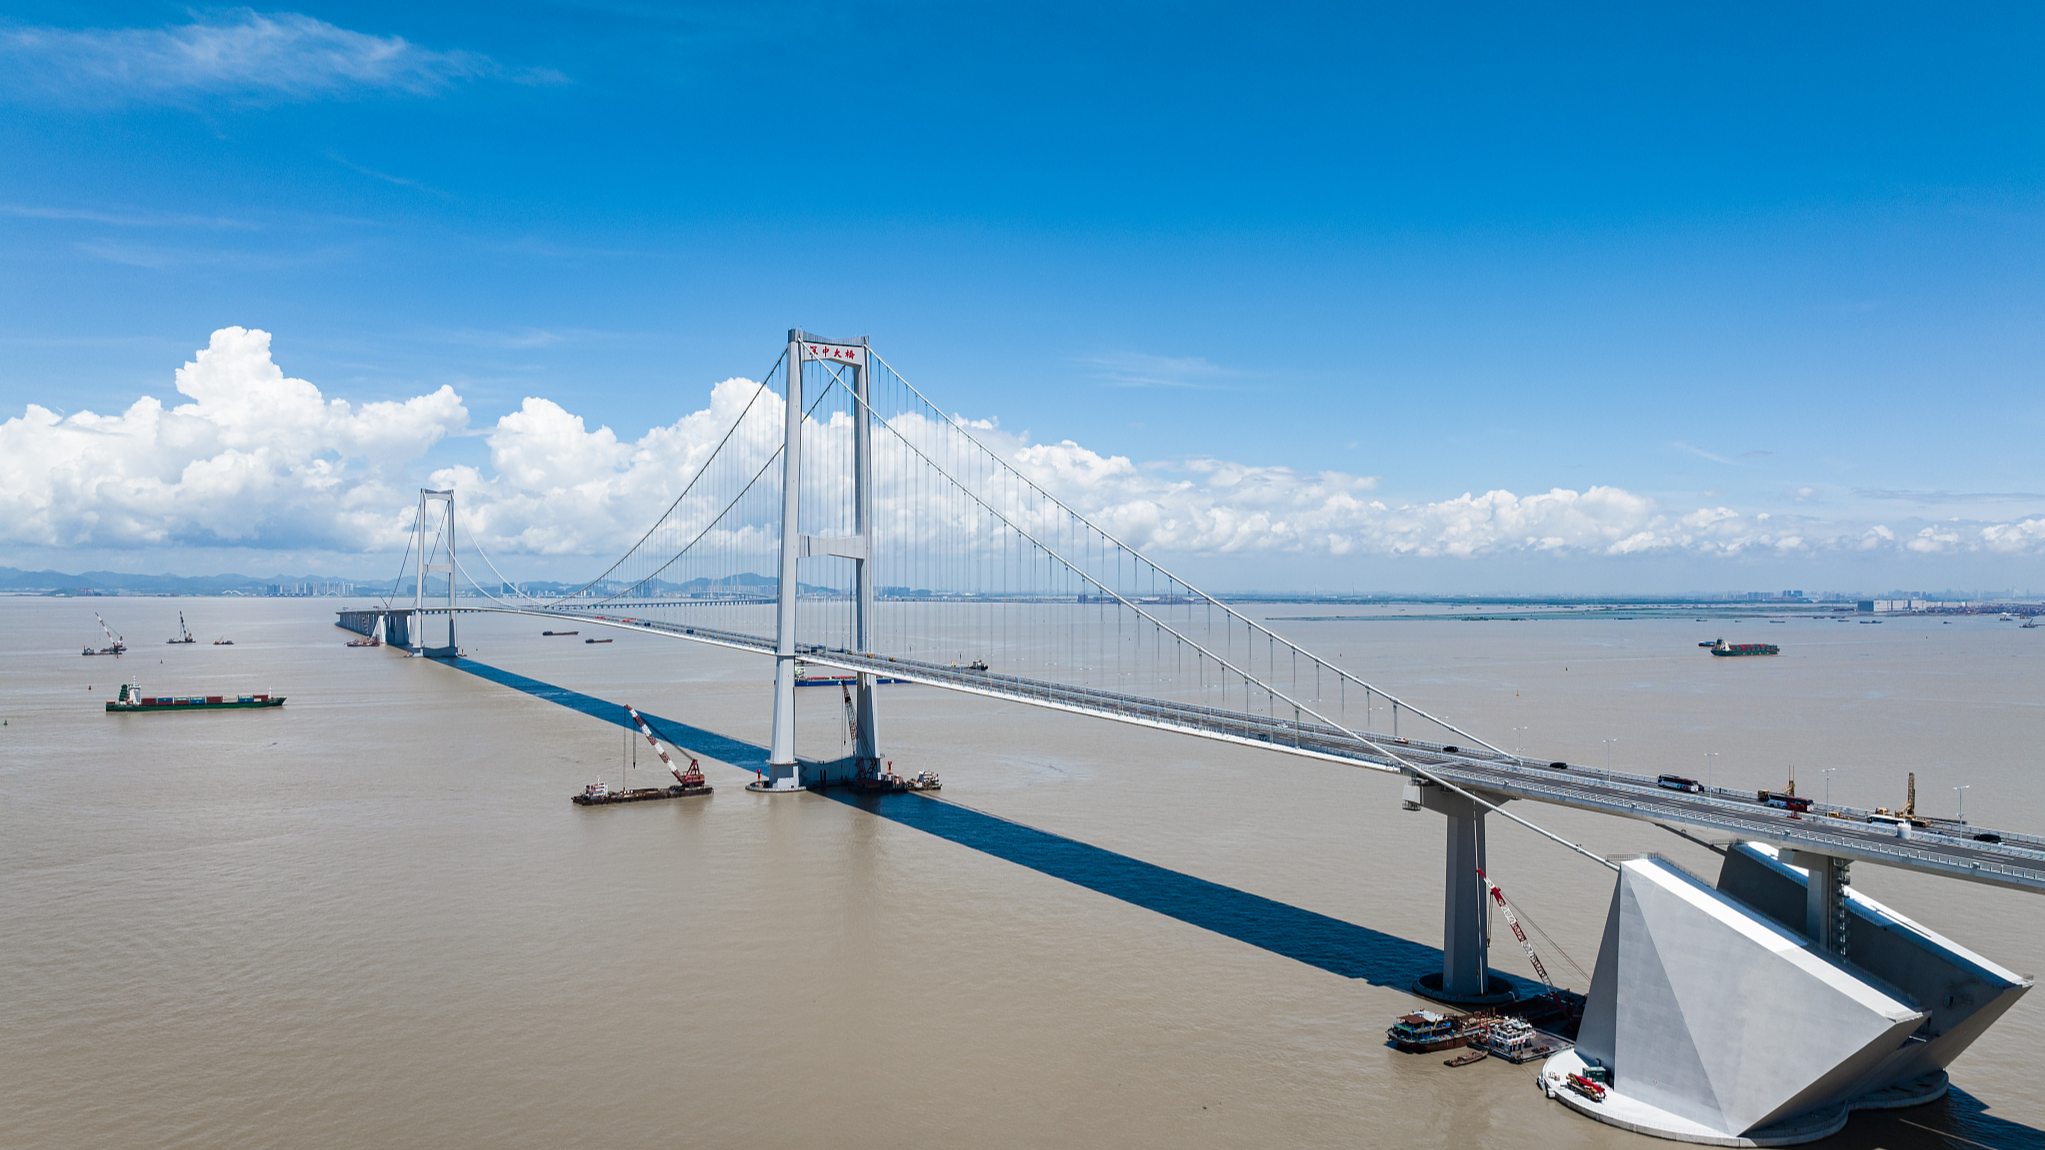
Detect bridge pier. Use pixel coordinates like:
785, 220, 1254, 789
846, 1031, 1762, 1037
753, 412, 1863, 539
1407, 780, 1517, 1004
1791, 851, 1852, 956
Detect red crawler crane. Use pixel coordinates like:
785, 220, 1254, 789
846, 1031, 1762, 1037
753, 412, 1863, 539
1477, 867, 1555, 990
625, 704, 708, 789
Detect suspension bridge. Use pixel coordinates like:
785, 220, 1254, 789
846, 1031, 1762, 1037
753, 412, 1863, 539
342, 330, 2040, 1144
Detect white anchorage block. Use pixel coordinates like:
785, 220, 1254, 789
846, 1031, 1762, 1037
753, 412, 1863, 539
1555, 857, 1927, 1144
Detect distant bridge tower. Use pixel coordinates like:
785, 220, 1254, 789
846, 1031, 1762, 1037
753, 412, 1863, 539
758, 331, 877, 791
413, 488, 460, 658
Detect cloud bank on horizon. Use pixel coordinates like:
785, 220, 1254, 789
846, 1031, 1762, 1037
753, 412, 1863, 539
4, 329, 2042, 569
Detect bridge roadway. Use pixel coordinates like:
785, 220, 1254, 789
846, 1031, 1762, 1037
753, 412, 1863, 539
437, 604, 2045, 895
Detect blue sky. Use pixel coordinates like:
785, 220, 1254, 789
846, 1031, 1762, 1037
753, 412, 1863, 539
2, 3, 2042, 592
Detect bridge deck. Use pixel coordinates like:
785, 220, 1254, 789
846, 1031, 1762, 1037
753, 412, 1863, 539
414, 605, 2045, 895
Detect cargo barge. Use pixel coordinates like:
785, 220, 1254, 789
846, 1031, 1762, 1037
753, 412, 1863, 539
1710, 640, 1779, 656
105, 681, 282, 712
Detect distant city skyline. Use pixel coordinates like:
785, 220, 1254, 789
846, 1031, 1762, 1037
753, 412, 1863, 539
3, 4, 2041, 590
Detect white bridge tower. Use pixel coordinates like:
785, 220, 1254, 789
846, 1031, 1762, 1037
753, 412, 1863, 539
756, 331, 878, 791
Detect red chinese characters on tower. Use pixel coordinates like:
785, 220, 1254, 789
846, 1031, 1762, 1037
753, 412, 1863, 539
800, 341, 866, 367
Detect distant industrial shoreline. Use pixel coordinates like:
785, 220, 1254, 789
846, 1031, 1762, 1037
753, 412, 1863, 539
3, 563, 2035, 609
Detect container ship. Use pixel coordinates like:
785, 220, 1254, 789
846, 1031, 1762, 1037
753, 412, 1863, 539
105, 681, 283, 712
1709, 640, 1779, 657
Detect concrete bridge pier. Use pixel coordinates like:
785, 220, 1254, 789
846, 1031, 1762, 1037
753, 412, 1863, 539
1791, 851, 1852, 956
1406, 779, 1517, 1004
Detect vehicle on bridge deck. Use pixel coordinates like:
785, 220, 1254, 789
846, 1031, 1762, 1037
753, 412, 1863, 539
1657, 774, 1703, 793
1760, 790, 1812, 813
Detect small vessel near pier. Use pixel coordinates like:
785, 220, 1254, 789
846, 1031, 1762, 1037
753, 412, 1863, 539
1387, 1010, 1472, 1053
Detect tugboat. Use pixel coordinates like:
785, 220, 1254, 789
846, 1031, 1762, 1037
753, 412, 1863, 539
1473, 1015, 1548, 1062
852, 762, 944, 793
1387, 1010, 1472, 1053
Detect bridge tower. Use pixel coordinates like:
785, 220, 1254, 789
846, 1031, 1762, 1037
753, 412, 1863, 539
413, 488, 460, 658
758, 331, 877, 791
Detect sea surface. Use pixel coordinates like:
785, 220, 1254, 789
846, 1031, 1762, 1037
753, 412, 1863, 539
3, 596, 2042, 1149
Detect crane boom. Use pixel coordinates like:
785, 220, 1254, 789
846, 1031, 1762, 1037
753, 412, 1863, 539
624, 705, 706, 787
1478, 867, 1554, 990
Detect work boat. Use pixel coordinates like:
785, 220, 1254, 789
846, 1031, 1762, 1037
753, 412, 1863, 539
1387, 1010, 1471, 1053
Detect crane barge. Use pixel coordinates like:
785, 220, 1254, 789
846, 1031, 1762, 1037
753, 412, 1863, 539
573, 706, 713, 804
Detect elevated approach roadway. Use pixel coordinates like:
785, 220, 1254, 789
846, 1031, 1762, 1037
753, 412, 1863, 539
419, 603, 2045, 896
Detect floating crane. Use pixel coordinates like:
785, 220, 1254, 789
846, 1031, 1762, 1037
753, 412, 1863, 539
573, 707, 712, 804
167, 612, 196, 645
82, 612, 126, 656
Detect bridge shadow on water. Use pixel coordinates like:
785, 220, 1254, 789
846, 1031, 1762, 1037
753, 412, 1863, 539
447, 662, 2045, 1145
455, 659, 1447, 988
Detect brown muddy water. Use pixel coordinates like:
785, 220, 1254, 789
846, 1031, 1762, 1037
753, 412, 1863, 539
2, 597, 2041, 1149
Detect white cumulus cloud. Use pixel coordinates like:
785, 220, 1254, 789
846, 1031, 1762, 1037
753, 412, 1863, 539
12, 328, 2045, 570
0, 327, 465, 550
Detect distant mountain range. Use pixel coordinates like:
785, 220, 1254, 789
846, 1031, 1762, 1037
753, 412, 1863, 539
0, 566, 361, 596
0, 566, 838, 598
